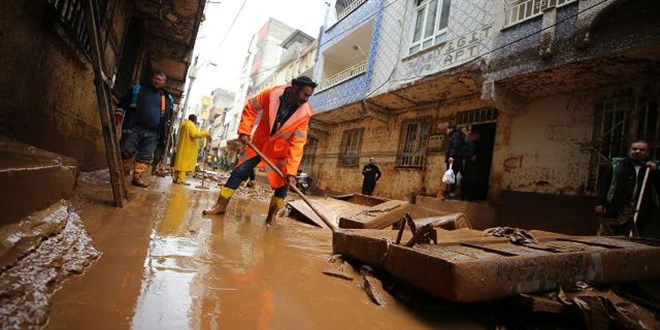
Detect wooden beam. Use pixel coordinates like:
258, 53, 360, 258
83, 0, 128, 207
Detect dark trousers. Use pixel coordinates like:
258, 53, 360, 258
225, 156, 287, 198
362, 178, 376, 195
120, 125, 159, 163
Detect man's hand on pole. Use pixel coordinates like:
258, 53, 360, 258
239, 134, 251, 145
286, 175, 296, 187
647, 161, 657, 171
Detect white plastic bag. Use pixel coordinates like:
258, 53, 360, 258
442, 163, 455, 185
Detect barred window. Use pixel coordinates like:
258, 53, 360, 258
45, 0, 109, 56
589, 92, 660, 190
300, 138, 318, 175
396, 118, 431, 168
409, 0, 451, 55
456, 108, 498, 125
338, 128, 364, 167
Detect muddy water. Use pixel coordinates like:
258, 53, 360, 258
45, 176, 511, 329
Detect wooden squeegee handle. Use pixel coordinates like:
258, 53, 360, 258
245, 139, 337, 231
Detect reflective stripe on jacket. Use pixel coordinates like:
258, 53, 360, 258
237, 85, 313, 189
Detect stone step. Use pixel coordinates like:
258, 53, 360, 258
0, 137, 78, 226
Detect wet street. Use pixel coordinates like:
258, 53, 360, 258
43, 173, 499, 329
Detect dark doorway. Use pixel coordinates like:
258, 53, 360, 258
462, 122, 496, 201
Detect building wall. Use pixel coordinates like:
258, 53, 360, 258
311, 0, 383, 113
501, 94, 594, 195
0, 0, 131, 170
314, 96, 493, 199
370, 0, 495, 95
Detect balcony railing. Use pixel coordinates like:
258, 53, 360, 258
503, 0, 576, 28
337, 0, 367, 22
317, 61, 367, 91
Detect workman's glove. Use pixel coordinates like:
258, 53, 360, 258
115, 114, 123, 125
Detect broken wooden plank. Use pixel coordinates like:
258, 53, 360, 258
333, 229, 660, 302
338, 200, 411, 229
287, 197, 369, 228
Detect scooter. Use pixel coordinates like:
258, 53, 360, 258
296, 171, 312, 194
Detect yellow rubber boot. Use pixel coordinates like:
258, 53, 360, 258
264, 196, 285, 226
122, 158, 133, 177
202, 186, 235, 215
132, 162, 150, 188
177, 171, 189, 185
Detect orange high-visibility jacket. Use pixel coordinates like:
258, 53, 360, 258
237, 84, 313, 189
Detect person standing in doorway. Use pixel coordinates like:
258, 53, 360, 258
361, 157, 382, 196
444, 124, 466, 199
595, 140, 659, 238
115, 72, 174, 188
203, 76, 317, 226
172, 114, 210, 185
461, 131, 481, 201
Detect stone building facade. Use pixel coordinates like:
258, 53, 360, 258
307, 0, 660, 233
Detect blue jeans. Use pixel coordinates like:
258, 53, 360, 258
225, 156, 288, 198
120, 125, 159, 163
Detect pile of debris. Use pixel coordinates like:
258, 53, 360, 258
288, 194, 660, 327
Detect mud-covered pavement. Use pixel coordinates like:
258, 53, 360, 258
39, 172, 570, 329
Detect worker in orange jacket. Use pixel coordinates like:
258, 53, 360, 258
203, 76, 317, 224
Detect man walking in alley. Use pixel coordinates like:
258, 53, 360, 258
115, 72, 174, 188
443, 124, 467, 199
172, 114, 210, 185
595, 140, 660, 238
361, 157, 382, 195
203, 76, 317, 225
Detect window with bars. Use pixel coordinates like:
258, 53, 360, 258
456, 108, 498, 125
590, 93, 660, 190
409, 0, 451, 55
396, 118, 431, 167
45, 0, 108, 57
300, 138, 318, 175
338, 128, 364, 167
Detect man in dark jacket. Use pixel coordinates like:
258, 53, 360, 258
361, 157, 382, 196
444, 124, 466, 199
115, 72, 174, 187
595, 140, 659, 237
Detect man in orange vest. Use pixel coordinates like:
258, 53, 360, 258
203, 76, 317, 225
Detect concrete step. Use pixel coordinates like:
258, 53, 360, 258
0, 137, 78, 226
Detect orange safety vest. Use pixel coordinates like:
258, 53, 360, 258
237, 85, 313, 189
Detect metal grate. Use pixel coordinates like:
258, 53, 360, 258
456, 108, 498, 125
590, 93, 660, 191
45, 0, 100, 56
338, 128, 364, 167
395, 118, 430, 168
300, 137, 318, 175
336, 0, 368, 21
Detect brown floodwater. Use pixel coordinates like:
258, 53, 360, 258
42, 174, 570, 329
